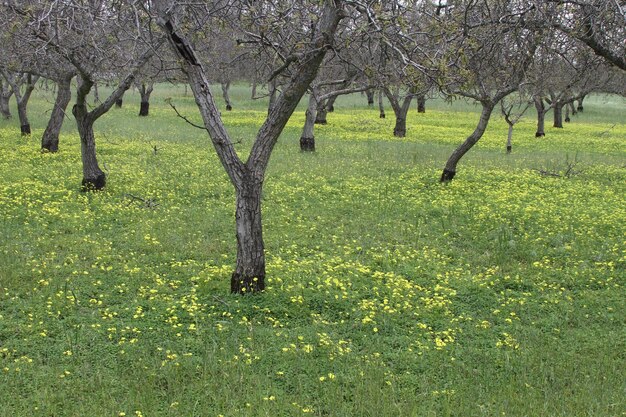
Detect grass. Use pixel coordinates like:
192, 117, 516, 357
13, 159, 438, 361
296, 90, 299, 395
0, 83, 625, 416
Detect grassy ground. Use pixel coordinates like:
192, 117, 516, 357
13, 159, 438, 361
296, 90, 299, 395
0, 84, 625, 416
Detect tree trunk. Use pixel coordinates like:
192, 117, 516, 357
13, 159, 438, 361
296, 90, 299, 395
268, 79, 277, 115
534, 96, 546, 137
326, 95, 336, 112
222, 82, 233, 111
384, 88, 413, 138
394, 116, 407, 137
74, 108, 106, 191
251, 80, 257, 99
15, 74, 39, 136
568, 101, 577, 116
366, 89, 374, 107
577, 95, 585, 112
42, 76, 72, 153
506, 124, 513, 154
0, 80, 12, 119
93, 83, 100, 104
231, 183, 266, 294
553, 102, 563, 128
138, 81, 154, 116
417, 94, 426, 113
314, 98, 328, 125
441, 103, 495, 182
300, 94, 317, 152
564, 102, 570, 123
378, 89, 385, 118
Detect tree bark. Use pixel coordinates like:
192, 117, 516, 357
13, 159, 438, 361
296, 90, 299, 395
300, 94, 317, 152
534, 96, 546, 137
115, 98, 123, 108
231, 183, 265, 293
138, 81, 154, 116
441, 102, 495, 182
378, 89, 385, 118
366, 89, 374, 107
42, 75, 72, 152
251, 80, 257, 99
314, 98, 328, 125
73, 78, 106, 190
0, 79, 12, 119
506, 124, 513, 154
221, 82, 233, 111
553, 101, 563, 128
384, 87, 414, 138
577, 95, 585, 112
417, 94, 426, 113
326, 95, 336, 112
564, 102, 570, 123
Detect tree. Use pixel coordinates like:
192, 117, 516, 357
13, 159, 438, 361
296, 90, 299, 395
0, 71, 39, 135
155, 0, 346, 293
8, 1, 161, 189
0, 76, 13, 119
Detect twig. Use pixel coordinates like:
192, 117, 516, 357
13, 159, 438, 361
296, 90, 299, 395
165, 98, 207, 131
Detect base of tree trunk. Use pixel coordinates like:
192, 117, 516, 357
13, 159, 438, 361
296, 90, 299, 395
577, 105, 583, 112
506, 145, 512, 154
42, 142, 59, 153
553, 125, 563, 129
226, 104, 233, 111
440, 169, 456, 183
565, 117, 570, 123
328, 105, 334, 113
379, 112, 385, 119
81, 173, 107, 192
393, 128, 406, 138
115, 99, 123, 108
314, 119, 327, 125
231, 272, 265, 294
300, 136, 315, 152
21, 124, 31, 136
368, 99, 374, 107
139, 101, 150, 116
535, 132, 545, 138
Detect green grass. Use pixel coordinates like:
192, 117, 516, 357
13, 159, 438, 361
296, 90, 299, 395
0, 83, 625, 417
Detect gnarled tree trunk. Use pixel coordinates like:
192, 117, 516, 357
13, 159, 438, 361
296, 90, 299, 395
326, 95, 336, 112
384, 87, 414, 138
366, 89, 374, 107
534, 96, 547, 137
553, 101, 563, 128
314, 98, 328, 125
441, 102, 495, 182
378, 89, 385, 118
42, 75, 73, 152
231, 182, 266, 293
577, 95, 585, 112
417, 94, 426, 113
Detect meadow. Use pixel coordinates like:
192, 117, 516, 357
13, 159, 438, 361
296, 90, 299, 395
0, 84, 624, 416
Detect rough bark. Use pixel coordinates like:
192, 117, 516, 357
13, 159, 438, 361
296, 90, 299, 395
366, 89, 374, 107
42, 75, 72, 152
326, 95, 336, 112
231, 184, 265, 293
221, 82, 233, 111
534, 96, 547, 137
0, 80, 12, 119
577, 95, 585, 112
159, 3, 343, 294
384, 87, 414, 138
138, 81, 154, 116
417, 94, 426, 113
301, 94, 317, 151
115, 98, 123, 108
314, 98, 328, 125
378, 89, 385, 118
553, 102, 563, 128
441, 102, 495, 182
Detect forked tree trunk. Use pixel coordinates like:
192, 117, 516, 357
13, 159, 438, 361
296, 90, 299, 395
300, 94, 317, 152
553, 102, 563, 128
42, 76, 72, 152
384, 87, 414, 138
534, 96, 546, 137
378, 90, 385, 118
15, 74, 39, 136
417, 94, 426, 113
222, 82, 233, 111
441, 102, 495, 182
138, 81, 154, 116
231, 183, 265, 293
73, 78, 106, 190
366, 89, 375, 107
